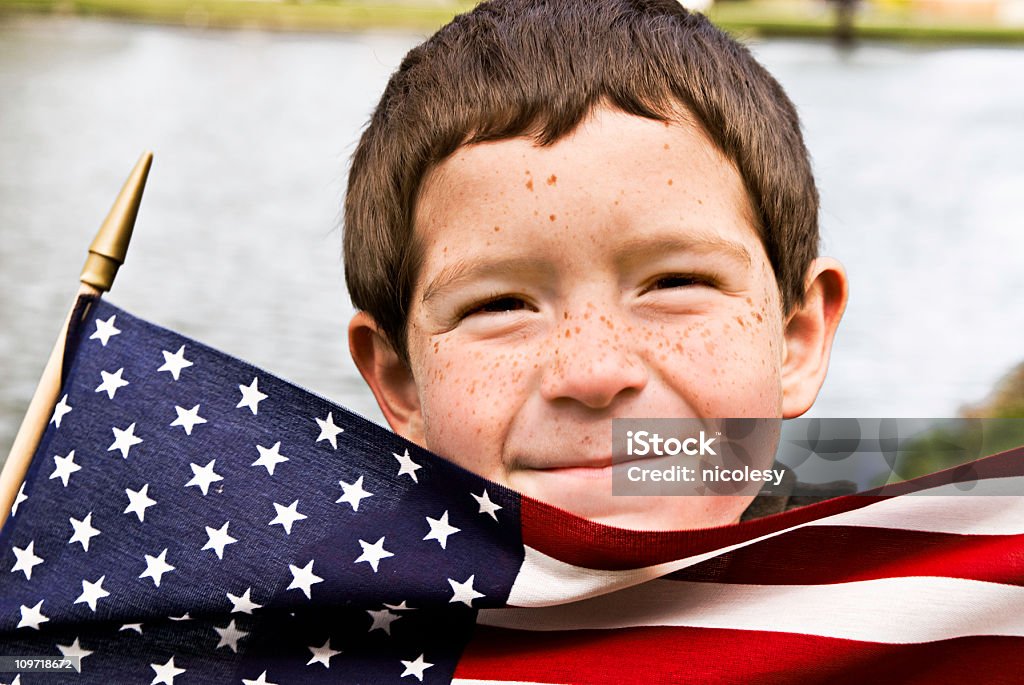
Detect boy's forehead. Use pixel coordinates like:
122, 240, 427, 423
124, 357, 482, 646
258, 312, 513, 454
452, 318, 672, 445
414, 107, 761, 263
426, 108, 730, 191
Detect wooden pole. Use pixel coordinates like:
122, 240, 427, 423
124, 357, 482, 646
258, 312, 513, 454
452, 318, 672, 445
0, 152, 153, 530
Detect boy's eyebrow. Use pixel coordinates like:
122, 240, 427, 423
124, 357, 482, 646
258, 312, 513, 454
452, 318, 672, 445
421, 233, 753, 304
421, 257, 551, 304
615, 234, 753, 268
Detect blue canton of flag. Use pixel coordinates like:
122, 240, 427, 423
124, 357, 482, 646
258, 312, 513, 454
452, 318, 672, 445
1, 296, 523, 684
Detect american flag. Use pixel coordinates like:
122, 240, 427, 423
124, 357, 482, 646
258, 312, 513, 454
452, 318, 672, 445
2, 296, 1023, 684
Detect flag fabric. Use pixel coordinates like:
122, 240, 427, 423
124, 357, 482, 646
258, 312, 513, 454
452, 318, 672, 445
2, 296, 1024, 684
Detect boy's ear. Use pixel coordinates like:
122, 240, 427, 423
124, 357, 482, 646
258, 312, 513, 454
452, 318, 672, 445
780, 257, 849, 419
348, 312, 426, 446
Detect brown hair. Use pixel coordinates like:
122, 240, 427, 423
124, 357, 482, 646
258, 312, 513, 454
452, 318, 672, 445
344, 0, 818, 364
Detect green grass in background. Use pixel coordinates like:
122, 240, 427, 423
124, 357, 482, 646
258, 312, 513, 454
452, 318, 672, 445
3, 0, 1024, 42
0, 0, 473, 33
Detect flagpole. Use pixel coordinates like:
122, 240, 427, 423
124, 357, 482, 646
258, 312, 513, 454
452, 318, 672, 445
0, 152, 153, 529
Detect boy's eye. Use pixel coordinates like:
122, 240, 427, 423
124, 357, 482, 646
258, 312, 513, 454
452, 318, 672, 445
645, 274, 712, 291
458, 296, 531, 319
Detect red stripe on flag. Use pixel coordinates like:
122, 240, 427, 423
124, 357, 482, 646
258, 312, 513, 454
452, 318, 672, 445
665, 526, 1024, 586
455, 624, 1024, 684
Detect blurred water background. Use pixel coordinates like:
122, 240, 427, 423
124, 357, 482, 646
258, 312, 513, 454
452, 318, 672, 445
1, 14, 1023, 462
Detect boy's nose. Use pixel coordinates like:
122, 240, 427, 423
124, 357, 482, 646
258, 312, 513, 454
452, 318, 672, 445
539, 324, 648, 410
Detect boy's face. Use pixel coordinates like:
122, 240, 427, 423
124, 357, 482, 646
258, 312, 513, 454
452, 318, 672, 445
353, 106, 845, 529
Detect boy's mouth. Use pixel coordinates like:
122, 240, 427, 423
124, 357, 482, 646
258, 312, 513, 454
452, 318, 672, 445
518, 452, 658, 480
517, 451, 611, 469
533, 462, 615, 480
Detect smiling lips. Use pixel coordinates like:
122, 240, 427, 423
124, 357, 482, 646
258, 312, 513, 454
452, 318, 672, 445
536, 464, 615, 480
521, 452, 656, 476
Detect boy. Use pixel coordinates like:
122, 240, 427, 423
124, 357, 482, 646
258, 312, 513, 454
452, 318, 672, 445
344, 0, 847, 530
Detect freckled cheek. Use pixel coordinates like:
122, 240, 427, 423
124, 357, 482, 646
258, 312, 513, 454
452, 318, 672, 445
713, 318, 783, 415
416, 348, 533, 474
652, 318, 780, 416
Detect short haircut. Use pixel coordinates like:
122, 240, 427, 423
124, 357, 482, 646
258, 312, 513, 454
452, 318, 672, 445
344, 0, 819, 364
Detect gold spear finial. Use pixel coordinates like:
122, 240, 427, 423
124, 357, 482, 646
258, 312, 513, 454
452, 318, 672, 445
79, 151, 153, 291
0, 152, 153, 530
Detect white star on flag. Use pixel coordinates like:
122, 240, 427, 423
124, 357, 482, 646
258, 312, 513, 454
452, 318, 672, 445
95, 367, 129, 399
242, 671, 278, 685
336, 475, 373, 512
367, 607, 402, 635
119, 623, 143, 634
227, 588, 263, 614
202, 521, 239, 559
448, 574, 485, 607
355, 536, 394, 573
89, 315, 120, 346
17, 600, 48, 630
170, 404, 207, 435
384, 601, 415, 611
185, 459, 224, 496
237, 377, 268, 415
150, 656, 185, 685
252, 441, 289, 476
269, 500, 308, 535
11, 540, 44, 580
213, 619, 249, 653
472, 489, 503, 520
11, 482, 27, 516
423, 510, 461, 549
394, 449, 422, 483
139, 548, 175, 587
56, 637, 93, 672
315, 412, 344, 449
69, 512, 101, 551
124, 484, 156, 522
306, 638, 341, 668
108, 422, 143, 459
400, 654, 434, 681
74, 575, 110, 612
158, 345, 193, 380
50, 450, 81, 487
50, 394, 72, 428
287, 559, 323, 599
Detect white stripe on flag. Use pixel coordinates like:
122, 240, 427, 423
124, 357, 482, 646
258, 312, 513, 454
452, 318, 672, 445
482, 575, 1024, 643
808, 491, 1024, 536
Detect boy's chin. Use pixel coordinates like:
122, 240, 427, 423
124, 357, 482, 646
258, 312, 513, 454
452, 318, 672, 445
513, 471, 753, 530
569, 496, 753, 531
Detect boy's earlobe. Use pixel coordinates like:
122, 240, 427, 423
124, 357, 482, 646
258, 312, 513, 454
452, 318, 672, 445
780, 257, 849, 419
348, 312, 426, 446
